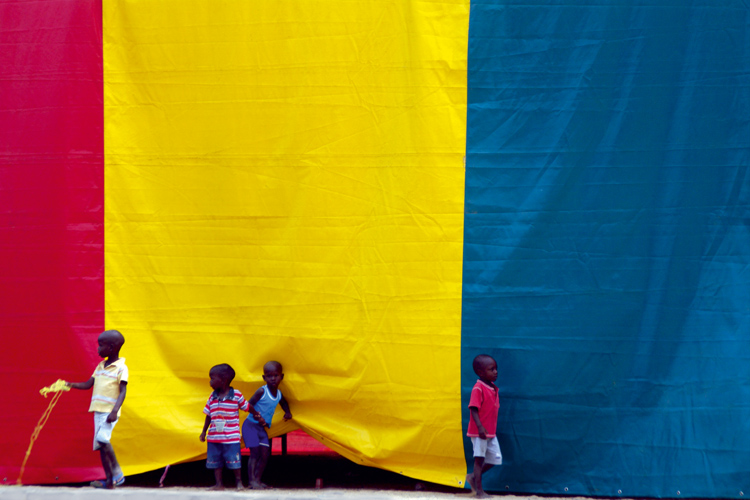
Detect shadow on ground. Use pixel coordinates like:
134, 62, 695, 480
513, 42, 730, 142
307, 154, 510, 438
101, 454, 463, 494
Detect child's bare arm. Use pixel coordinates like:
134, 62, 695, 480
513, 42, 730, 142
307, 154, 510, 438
199, 414, 211, 442
106, 381, 127, 423
67, 377, 95, 390
280, 395, 292, 420
247, 387, 267, 427
248, 387, 264, 406
241, 400, 266, 427
470, 407, 487, 439
245, 403, 266, 427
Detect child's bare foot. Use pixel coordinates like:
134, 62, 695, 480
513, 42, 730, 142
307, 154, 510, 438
250, 481, 270, 489
208, 484, 224, 491
466, 474, 476, 494
235, 483, 244, 491
475, 491, 492, 498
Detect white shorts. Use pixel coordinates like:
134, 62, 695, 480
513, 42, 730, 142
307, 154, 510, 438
93, 411, 118, 450
471, 436, 502, 465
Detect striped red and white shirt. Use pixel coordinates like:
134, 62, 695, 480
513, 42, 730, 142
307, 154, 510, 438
203, 388, 249, 443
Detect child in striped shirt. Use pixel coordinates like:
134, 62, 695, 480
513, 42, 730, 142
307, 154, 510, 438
199, 363, 258, 490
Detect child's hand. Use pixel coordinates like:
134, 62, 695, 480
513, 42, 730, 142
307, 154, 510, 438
199, 431, 206, 442
283, 412, 292, 421
258, 416, 268, 427
106, 411, 118, 423
478, 427, 487, 440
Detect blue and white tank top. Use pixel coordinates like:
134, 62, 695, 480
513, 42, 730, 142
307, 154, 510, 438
247, 385, 282, 428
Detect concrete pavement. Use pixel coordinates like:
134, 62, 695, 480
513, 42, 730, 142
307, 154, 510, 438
0, 486, 595, 500
1, 486, 459, 500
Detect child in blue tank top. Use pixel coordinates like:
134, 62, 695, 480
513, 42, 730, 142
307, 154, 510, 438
241, 360, 292, 489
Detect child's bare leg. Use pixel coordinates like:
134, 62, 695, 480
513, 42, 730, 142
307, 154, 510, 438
232, 468, 243, 490
100, 442, 123, 484
466, 472, 476, 494
255, 445, 270, 487
110, 453, 123, 483
248, 446, 271, 489
472, 457, 493, 498
209, 468, 224, 490
247, 447, 258, 486
98, 445, 114, 489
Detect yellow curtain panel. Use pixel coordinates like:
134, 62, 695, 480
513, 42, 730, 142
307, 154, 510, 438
104, 0, 469, 486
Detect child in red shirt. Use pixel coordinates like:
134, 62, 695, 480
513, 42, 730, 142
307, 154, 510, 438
466, 354, 501, 498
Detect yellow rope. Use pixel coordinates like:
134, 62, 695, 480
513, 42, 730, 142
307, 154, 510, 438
17, 380, 69, 485
39, 379, 69, 398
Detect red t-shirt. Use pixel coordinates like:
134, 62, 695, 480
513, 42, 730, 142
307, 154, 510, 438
467, 379, 500, 438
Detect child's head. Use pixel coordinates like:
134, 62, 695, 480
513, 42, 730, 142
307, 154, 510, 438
97, 330, 125, 359
472, 354, 498, 384
262, 360, 284, 390
209, 363, 235, 392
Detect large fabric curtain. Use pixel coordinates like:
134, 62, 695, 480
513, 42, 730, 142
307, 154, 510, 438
2, 1, 748, 497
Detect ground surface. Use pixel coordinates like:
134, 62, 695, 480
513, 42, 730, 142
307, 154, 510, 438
0, 455, 631, 500
0, 487, 607, 500
128, 454, 459, 492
